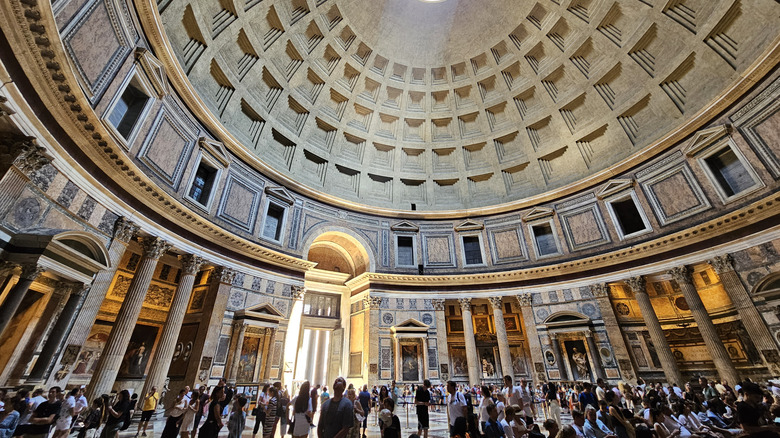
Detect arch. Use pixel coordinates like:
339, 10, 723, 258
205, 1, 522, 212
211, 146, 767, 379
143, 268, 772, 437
301, 225, 376, 275
52, 231, 111, 268
753, 272, 780, 295
543, 310, 590, 325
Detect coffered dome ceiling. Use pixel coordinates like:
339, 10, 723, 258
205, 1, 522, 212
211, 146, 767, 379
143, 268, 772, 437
159, 0, 779, 211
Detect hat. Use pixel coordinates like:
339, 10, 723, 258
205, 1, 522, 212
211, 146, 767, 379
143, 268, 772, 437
742, 382, 764, 395
379, 408, 392, 427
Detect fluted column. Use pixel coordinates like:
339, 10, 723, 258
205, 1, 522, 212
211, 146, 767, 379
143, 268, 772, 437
283, 286, 305, 385
0, 263, 45, 338
625, 276, 683, 385
489, 296, 514, 380
516, 294, 545, 383
142, 254, 204, 396
49, 217, 137, 387
458, 298, 480, 385
227, 321, 248, 384
669, 266, 740, 384
550, 333, 568, 380
88, 236, 171, 400
585, 331, 606, 381
590, 284, 637, 383
431, 299, 450, 382
27, 283, 89, 383
709, 255, 780, 374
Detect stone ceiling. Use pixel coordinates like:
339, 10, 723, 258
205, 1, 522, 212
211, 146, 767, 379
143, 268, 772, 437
159, 0, 780, 210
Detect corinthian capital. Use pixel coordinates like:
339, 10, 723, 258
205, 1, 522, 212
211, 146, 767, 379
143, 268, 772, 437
430, 299, 445, 311
590, 283, 609, 298
488, 296, 503, 309
667, 266, 692, 284
19, 263, 45, 281
457, 298, 472, 312
708, 255, 733, 274
624, 276, 646, 294
291, 285, 305, 300
139, 236, 171, 260
516, 293, 533, 307
113, 217, 139, 243
364, 296, 382, 309
6, 136, 51, 175
180, 254, 205, 276
215, 267, 237, 284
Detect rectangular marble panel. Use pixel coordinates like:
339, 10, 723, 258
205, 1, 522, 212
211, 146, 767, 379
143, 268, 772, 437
639, 163, 711, 225
422, 234, 456, 267
731, 76, 780, 178
216, 173, 263, 232
488, 227, 527, 264
559, 203, 610, 250
138, 107, 197, 188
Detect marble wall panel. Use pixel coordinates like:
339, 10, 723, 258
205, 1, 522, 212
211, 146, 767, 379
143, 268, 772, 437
488, 226, 528, 264
422, 233, 456, 267
558, 203, 610, 250
639, 162, 711, 226
216, 172, 263, 232
138, 106, 197, 188
731, 76, 780, 178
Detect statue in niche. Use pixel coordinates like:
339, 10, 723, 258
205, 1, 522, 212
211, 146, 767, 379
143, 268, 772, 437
564, 340, 592, 382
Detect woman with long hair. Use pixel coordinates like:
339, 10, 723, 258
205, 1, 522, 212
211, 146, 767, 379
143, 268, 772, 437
179, 390, 200, 438
199, 386, 225, 438
262, 387, 278, 438
291, 382, 312, 438
101, 390, 131, 438
252, 384, 270, 438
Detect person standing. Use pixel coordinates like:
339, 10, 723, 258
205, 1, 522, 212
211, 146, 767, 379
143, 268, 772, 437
358, 385, 371, 438
252, 384, 270, 438
415, 380, 431, 438
0, 399, 27, 438
316, 377, 353, 438
100, 390, 131, 438
179, 390, 200, 438
227, 397, 247, 438
17, 387, 61, 438
137, 386, 159, 437
161, 390, 189, 438
262, 387, 278, 438
447, 381, 467, 438
52, 388, 77, 438
310, 385, 320, 428
278, 388, 290, 438
198, 387, 225, 438
191, 386, 209, 438
291, 382, 313, 438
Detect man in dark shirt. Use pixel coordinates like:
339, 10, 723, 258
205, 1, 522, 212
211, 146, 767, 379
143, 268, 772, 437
317, 377, 353, 438
737, 382, 779, 438
22, 386, 62, 438
579, 383, 598, 411
415, 380, 431, 438
358, 385, 371, 438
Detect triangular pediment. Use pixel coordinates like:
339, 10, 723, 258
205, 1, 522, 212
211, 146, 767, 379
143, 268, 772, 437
390, 220, 419, 232
392, 318, 430, 333
246, 303, 284, 317
135, 48, 169, 98
265, 186, 295, 205
683, 125, 730, 157
522, 207, 554, 222
198, 137, 230, 167
454, 219, 484, 232
596, 179, 634, 199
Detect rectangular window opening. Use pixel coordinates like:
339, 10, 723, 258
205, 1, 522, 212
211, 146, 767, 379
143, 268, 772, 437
531, 223, 558, 256
611, 197, 647, 236
462, 236, 483, 265
188, 162, 218, 205
263, 203, 286, 241
397, 235, 414, 266
109, 83, 150, 139
704, 148, 754, 197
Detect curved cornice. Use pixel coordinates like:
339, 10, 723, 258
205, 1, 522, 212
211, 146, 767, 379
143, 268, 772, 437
136, 0, 780, 219
0, 0, 316, 273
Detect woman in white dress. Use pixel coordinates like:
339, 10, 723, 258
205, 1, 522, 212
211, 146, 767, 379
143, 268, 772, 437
291, 382, 313, 438
179, 392, 200, 438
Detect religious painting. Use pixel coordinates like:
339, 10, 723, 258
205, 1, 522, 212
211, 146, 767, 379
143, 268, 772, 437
504, 315, 520, 332
509, 346, 527, 375
564, 339, 592, 382
401, 344, 420, 381
474, 316, 491, 335
237, 336, 261, 382
479, 347, 497, 378
118, 324, 159, 379
450, 346, 468, 376
72, 320, 112, 376
168, 323, 199, 378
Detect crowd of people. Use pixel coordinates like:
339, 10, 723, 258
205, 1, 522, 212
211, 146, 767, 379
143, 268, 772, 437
2, 375, 780, 438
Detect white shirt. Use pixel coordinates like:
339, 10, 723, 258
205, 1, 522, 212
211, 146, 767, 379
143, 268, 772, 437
504, 386, 522, 407
496, 401, 506, 422
448, 392, 466, 426
75, 395, 88, 415
572, 423, 587, 438
518, 386, 533, 417
500, 418, 515, 438
479, 398, 492, 423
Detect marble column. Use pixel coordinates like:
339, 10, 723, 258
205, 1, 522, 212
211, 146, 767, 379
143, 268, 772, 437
625, 276, 683, 385
182, 267, 234, 392
489, 296, 514, 380
458, 298, 480, 385
431, 299, 450, 382
0, 263, 45, 338
49, 217, 137, 388
550, 333, 568, 380
142, 254, 204, 396
516, 293, 546, 384
27, 283, 89, 383
668, 266, 740, 385
590, 283, 637, 383
709, 255, 780, 374
584, 331, 606, 381
366, 296, 381, 385
227, 322, 248, 383
87, 236, 171, 400
283, 286, 305, 385
263, 328, 277, 380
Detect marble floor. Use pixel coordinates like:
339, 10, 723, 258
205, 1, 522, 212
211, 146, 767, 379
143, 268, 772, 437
114, 404, 570, 438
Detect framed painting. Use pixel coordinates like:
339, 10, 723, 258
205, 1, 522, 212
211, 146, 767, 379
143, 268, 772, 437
450, 346, 468, 376
237, 336, 262, 382
473, 315, 491, 335
72, 320, 112, 376
504, 315, 521, 332
448, 318, 464, 333
401, 343, 420, 381
118, 324, 160, 379
168, 323, 199, 378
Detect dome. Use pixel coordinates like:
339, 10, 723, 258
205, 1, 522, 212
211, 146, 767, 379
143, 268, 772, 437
158, 0, 778, 212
